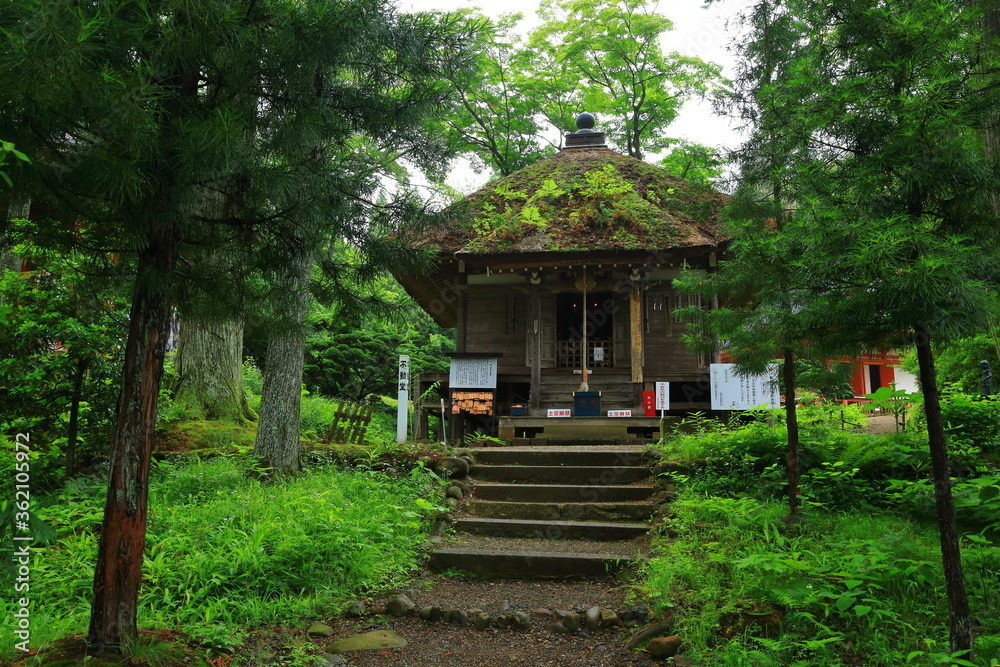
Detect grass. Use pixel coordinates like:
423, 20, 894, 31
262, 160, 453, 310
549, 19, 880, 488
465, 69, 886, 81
645, 400, 1000, 666
644, 494, 1000, 666
0, 457, 446, 661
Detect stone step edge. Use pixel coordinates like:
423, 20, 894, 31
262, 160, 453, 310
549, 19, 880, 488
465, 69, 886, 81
470, 482, 657, 503
456, 517, 649, 529
465, 447, 647, 453
427, 547, 640, 578
430, 547, 641, 562
466, 499, 657, 508
472, 482, 654, 488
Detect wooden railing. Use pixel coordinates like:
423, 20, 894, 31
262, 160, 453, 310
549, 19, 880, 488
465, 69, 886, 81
326, 401, 374, 445
556, 339, 614, 368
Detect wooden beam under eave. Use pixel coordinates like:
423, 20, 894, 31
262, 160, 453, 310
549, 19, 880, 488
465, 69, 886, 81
630, 292, 643, 384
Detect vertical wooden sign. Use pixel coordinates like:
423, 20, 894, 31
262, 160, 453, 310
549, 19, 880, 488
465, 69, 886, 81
397, 355, 410, 443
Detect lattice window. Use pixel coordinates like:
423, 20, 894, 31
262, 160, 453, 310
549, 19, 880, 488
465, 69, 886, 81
672, 292, 702, 323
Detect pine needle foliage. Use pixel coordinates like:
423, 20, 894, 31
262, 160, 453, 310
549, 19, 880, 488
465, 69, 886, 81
0, 0, 477, 654
689, 0, 1000, 657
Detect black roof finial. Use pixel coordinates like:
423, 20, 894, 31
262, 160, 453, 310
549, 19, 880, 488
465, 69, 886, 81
565, 112, 606, 148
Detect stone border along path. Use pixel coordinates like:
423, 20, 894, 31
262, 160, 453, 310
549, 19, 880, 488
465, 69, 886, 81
301, 439, 688, 665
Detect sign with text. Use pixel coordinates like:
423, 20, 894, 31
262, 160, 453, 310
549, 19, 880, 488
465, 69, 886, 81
449, 357, 498, 389
710, 363, 780, 410
547, 408, 571, 417
607, 409, 632, 417
655, 382, 670, 410
397, 355, 410, 443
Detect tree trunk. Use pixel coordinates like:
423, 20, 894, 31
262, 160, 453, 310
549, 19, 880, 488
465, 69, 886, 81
66, 357, 87, 478
86, 228, 178, 655
253, 239, 313, 476
782, 349, 801, 515
1, 191, 29, 277
915, 322, 974, 659
172, 315, 253, 423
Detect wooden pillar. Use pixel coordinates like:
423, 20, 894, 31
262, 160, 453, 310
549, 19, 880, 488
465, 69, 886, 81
456, 287, 467, 353
630, 291, 643, 384
529, 284, 542, 413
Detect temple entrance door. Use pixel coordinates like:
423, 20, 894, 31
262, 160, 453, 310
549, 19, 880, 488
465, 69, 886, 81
613, 291, 631, 369
539, 295, 555, 368
555, 292, 615, 368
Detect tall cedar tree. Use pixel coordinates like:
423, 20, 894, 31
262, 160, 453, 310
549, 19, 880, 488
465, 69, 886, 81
251, 145, 439, 475
700, 0, 1000, 656
0, 0, 472, 654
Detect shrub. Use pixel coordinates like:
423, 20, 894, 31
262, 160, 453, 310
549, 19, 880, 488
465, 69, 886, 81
939, 391, 1000, 461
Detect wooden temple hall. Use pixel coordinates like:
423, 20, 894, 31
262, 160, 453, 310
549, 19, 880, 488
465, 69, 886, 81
394, 114, 728, 441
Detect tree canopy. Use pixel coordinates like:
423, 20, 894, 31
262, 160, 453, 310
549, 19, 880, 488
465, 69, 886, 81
435, 0, 725, 179
0, 0, 475, 653
684, 0, 1000, 656
532, 0, 723, 160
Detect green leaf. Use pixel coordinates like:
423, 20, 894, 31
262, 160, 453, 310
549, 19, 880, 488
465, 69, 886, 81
854, 605, 872, 617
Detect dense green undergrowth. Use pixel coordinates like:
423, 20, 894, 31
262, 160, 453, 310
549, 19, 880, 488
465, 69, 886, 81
645, 495, 1000, 666
0, 458, 444, 660
646, 398, 1000, 665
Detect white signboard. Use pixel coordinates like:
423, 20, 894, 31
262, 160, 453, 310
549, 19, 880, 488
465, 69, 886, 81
547, 408, 571, 417
710, 363, 780, 410
608, 409, 632, 417
655, 382, 670, 410
593, 347, 605, 362
397, 355, 410, 443
449, 357, 498, 389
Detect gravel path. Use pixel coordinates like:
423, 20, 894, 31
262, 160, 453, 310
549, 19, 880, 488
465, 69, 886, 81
322, 576, 660, 666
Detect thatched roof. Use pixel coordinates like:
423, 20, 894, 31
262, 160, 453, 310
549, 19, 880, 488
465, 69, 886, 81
421, 146, 729, 256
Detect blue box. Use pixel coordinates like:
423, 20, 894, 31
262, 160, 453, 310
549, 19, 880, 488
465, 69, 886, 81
572, 391, 602, 417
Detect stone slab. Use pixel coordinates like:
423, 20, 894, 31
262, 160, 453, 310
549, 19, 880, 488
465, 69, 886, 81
473, 483, 655, 503
454, 517, 648, 541
428, 548, 634, 579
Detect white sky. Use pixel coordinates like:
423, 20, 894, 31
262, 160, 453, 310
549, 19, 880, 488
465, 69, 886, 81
400, 0, 749, 194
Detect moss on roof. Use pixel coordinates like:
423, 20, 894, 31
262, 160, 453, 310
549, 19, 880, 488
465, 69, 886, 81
426, 147, 729, 255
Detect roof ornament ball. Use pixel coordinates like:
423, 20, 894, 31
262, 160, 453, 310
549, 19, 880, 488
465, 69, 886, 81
575, 112, 597, 134
565, 112, 607, 148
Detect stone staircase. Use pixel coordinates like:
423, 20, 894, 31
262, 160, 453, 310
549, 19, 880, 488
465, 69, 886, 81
428, 442, 657, 579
